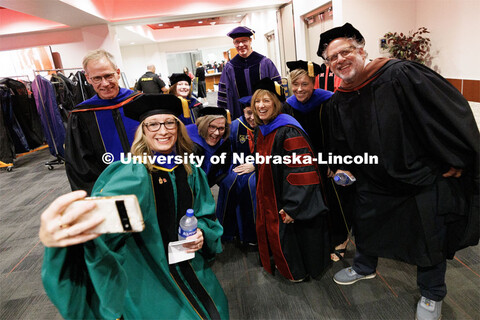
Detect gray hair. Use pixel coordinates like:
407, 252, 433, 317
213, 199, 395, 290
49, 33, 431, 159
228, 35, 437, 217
82, 49, 117, 71
321, 37, 367, 61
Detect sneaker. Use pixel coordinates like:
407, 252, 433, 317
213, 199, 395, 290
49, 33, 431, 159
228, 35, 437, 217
416, 296, 442, 320
333, 267, 376, 285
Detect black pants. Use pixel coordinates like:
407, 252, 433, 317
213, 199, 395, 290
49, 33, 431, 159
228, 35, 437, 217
352, 249, 447, 301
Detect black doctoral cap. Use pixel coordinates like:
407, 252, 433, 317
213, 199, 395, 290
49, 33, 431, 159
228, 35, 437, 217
317, 23, 364, 57
253, 78, 286, 102
286, 60, 322, 77
123, 93, 182, 122
169, 73, 191, 85
227, 26, 255, 39
198, 107, 231, 124
238, 96, 252, 108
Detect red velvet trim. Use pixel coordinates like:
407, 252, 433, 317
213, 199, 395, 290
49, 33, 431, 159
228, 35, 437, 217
285, 153, 313, 168
255, 130, 294, 280
283, 136, 309, 151
71, 92, 141, 113
286, 171, 320, 186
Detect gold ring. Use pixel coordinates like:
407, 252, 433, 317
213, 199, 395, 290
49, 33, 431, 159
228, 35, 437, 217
59, 222, 69, 229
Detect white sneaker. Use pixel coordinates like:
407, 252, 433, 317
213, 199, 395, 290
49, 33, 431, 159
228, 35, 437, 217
416, 296, 442, 320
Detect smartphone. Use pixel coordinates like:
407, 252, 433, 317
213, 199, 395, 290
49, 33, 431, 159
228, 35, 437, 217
63, 195, 145, 234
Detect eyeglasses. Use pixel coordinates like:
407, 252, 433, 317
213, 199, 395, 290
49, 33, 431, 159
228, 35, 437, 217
89, 72, 117, 84
325, 46, 357, 64
143, 120, 177, 132
208, 125, 226, 133
233, 39, 250, 46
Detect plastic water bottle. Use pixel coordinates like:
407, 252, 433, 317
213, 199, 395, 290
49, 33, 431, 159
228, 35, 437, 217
333, 172, 356, 186
178, 209, 197, 240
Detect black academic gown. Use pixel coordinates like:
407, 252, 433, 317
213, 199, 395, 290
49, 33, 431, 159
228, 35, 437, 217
326, 59, 480, 267
65, 88, 141, 194
284, 89, 354, 247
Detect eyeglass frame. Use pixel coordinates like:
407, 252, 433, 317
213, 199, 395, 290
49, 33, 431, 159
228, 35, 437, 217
88, 72, 117, 84
208, 124, 227, 133
233, 38, 251, 46
324, 45, 358, 65
143, 119, 178, 132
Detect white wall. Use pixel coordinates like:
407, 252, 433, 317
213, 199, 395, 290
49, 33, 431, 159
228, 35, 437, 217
120, 37, 233, 87
339, 0, 417, 61
292, 0, 479, 80
243, 9, 281, 67
416, 0, 480, 79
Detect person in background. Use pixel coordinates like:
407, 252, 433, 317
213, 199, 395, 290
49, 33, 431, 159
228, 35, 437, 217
283, 60, 353, 262
218, 26, 281, 120
319, 23, 479, 320
168, 73, 202, 125
195, 61, 208, 106
40, 94, 229, 320
65, 49, 141, 194
183, 67, 194, 80
251, 77, 331, 283
135, 64, 168, 93
186, 107, 232, 188
216, 96, 257, 245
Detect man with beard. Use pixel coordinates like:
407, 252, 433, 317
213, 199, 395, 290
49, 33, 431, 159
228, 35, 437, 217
319, 23, 479, 320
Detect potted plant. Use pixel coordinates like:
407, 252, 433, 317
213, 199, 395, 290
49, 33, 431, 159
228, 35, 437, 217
383, 27, 431, 64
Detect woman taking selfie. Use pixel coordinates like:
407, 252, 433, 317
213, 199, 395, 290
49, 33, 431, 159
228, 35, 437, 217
40, 94, 228, 320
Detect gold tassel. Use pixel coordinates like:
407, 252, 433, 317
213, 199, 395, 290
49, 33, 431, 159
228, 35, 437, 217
179, 97, 190, 118
274, 82, 282, 96
226, 110, 231, 124
307, 61, 314, 77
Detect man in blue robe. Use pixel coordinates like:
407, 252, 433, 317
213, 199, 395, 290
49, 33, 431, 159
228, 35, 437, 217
65, 49, 140, 194
217, 26, 281, 120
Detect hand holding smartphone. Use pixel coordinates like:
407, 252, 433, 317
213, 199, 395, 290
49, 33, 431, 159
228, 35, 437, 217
63, 195, 145, 234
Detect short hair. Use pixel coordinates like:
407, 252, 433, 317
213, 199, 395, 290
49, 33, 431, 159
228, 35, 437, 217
130, 115, 193, 174
196, 115, 230, 141
82, 49, 117, 72
251, 89, 282, 125
147, 64, 155, 71
322, 37, 367, 61
289, 69, 315, 85
196, 61, 203, 67
168, 82, 192, 99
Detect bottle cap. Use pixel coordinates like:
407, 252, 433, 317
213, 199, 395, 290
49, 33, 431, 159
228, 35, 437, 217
186, 208, 194, 217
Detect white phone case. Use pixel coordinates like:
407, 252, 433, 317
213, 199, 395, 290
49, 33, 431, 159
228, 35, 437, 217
64, 195, 145, 234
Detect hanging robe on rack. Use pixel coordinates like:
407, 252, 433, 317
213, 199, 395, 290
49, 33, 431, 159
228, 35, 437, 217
0, 78, 44, 149
32, 75, 66, 158
0, 86, 16, 164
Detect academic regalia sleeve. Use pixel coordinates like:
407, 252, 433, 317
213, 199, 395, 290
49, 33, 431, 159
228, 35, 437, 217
43, 162, 156, 320
189, 164, 224, 257
263, 57, 281, 83
392, 62, 479, 175
65, 111, 107, 194
277, 126, 328, 221
217, 64, 231, 110
82, 162, 154, 318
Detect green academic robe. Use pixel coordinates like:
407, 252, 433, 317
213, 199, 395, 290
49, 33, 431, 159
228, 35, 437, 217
42, 162, 229, 319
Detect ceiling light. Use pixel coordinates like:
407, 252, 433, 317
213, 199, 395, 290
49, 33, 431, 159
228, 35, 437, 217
210, 22, 216, 25
236, 14, 242, 17
198, 21, 203, 23
174, 26, 180, 28
158, 23, 163, 26
130, 42, 135, 45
